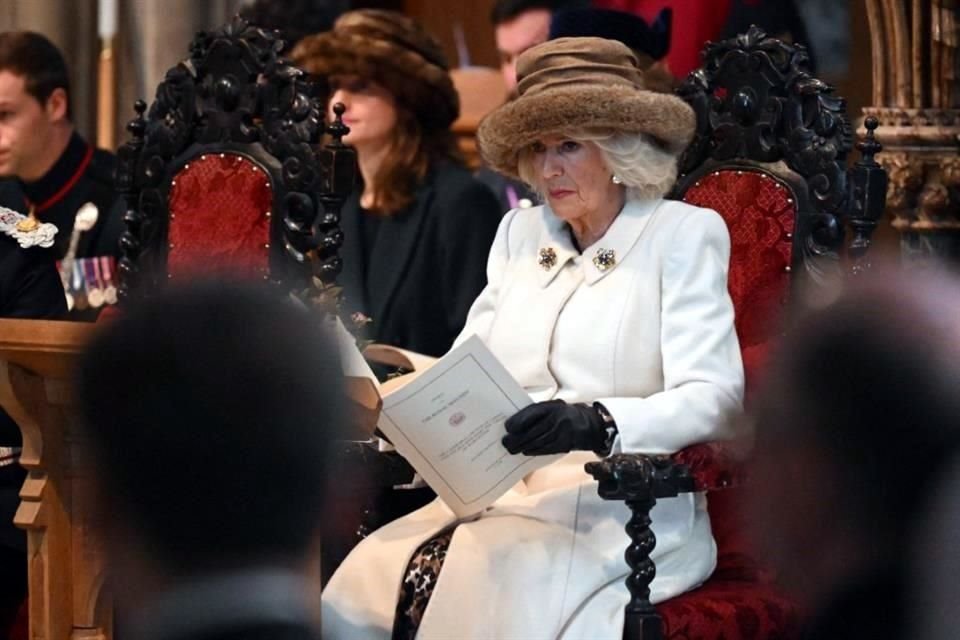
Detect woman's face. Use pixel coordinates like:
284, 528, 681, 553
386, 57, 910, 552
529, 135, 620, 224
328, 75, 398, 151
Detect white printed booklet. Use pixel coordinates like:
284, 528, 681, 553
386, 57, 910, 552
370, 335, 561, 518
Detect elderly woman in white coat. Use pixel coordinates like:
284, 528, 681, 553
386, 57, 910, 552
322, 37, 744, 640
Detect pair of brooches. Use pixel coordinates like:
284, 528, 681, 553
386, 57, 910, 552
538, 247, 616, 272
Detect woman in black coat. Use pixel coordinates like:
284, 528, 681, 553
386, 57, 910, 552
294, 10, 501, 357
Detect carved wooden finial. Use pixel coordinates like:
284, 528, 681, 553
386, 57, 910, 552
857, 115, 882, 163
328, 102, 349, 144
127, 99, 147, 139
847, 115, 888, 274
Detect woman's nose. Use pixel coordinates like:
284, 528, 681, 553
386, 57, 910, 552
541, 150, 562, 178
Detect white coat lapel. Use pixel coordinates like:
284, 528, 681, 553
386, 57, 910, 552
582, 198, 662, 285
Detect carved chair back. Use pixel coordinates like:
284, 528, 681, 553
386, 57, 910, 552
670, 25, 885, 390
115, 18, 355, 300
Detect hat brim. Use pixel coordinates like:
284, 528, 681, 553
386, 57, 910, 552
477, 85, 695, 179
292, 31, 459, 130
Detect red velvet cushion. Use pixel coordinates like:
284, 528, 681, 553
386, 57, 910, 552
682, 170, 795, 390
660, 576, 801, 640
167, 153, 272, 280
662, 490, 799, 638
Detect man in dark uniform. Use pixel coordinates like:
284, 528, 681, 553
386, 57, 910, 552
0, 32, 123, 318
0, 227, 66, 635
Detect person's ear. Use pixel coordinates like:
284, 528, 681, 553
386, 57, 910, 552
45, 87, 68, 123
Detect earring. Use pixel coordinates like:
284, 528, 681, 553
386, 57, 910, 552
611, 175, 623, 185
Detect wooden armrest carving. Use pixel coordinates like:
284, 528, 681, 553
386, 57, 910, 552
586, 453, 695, 501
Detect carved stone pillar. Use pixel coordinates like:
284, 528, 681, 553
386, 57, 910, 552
863, 0, 960, 263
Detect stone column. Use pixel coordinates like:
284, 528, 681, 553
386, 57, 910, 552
863, 0, 960, 263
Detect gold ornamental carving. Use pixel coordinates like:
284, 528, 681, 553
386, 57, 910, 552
863, 0, 960, 248
876, 151, 923, 212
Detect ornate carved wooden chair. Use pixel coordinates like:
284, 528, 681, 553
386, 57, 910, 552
115, 17, 354, 301
585, 26, 887, 640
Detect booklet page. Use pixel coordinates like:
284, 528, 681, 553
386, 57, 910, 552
376, 335, 562, 518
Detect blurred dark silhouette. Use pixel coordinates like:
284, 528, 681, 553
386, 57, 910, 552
747, 266, 960, 639
240, 0, 350, 49
912, 452, 960, 640
76, 280, 346, 640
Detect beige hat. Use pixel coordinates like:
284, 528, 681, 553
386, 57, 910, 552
477, 37, 695, 179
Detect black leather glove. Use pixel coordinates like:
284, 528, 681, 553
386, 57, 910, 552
502, 399, 612, 456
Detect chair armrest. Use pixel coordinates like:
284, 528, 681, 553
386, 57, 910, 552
585, 454, 695, 640
586, 453, 694, 501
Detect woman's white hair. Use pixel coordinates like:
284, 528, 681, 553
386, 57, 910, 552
517, 130, 679, 202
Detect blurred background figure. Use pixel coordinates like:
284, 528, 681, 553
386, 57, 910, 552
593, 0, 816, 77
548, 7, 675, 91
747, 268, 960, 639
239, 0, 349, 51
490, 0, 584, 95
913, 452, 960, 640
76, 281, 347, 640
293, 10, 500, 358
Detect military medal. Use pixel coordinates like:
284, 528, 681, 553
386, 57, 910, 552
85, 259, 104, 308
101, 256, 118, 305
61, 261, 74, 310
71, 261, 89, 310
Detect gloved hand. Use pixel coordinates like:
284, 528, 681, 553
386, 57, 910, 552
502, 399, 609, 456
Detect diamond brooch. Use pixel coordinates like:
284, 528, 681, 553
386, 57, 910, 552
538, 247, 557, 270
592, 248, 616, 271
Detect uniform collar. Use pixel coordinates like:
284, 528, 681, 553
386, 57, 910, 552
19, 132, 92, 212
536, 198, 662, 287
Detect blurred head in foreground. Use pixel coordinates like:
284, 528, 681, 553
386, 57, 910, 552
76, 281, 345, 614
747, 265, 960, 635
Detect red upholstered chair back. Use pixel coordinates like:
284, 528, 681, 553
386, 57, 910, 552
681, 170, 796, 390
166, 153, 272, 281
115, 17, 355, 300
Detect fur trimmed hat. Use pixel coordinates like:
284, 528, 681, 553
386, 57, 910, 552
291, 10, 459, 132
477, 37, 695, 179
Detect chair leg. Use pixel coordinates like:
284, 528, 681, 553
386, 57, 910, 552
623, 495, 662, 640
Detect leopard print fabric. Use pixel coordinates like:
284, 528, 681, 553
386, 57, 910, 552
391, 528, 455, 640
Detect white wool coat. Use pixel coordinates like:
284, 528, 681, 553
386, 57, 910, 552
322, 198, 744, 640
